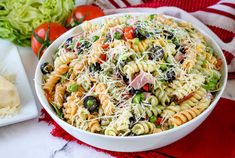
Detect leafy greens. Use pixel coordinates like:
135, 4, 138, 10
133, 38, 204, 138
0, 0, 74, 46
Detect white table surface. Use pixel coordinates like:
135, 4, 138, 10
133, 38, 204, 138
0, 46, 234, 158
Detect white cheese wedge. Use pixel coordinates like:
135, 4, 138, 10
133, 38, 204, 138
0, 75, 20, 117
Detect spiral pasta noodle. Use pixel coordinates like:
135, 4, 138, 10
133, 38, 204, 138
54, 83, 66, 109
131, 121, 155, 135
70, 58, 88, 79
154, 88, 170, 106
54, 52, 76, 68
201, 51, 217, 66
180, 87, 207, 110
63, 99, 79, 124
169, 97, 211, 126
43, 64, 69, 94
88, 114, 101, 133
127, 39, 150, 53
74, 117, 89, 131
123, 60, 156, 79
151, 105, 165, 116
63, 87, 85, 123
74, 58, 88, 72
132, 103, 164, 119
100, 117, 112, 127
190, 54, 205, 74
169, 74, 205, 99
76, 107, 90, 120
181, 50, 196, 72
94, 73, 126, 101
95, 83, 115, 116
82, 21, 100, 33
153, 127, 163, 133
161, 103, 181, 118
147, 95, 159, 106
115, 110, 132, 135
105, 124, 118, 136
103, 16, 127, 29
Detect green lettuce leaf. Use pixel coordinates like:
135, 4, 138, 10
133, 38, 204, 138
0, 0, 74, 46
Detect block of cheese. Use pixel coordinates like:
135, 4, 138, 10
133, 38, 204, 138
0, 75, 20, 117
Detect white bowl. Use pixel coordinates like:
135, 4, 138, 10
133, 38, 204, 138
35, 13, 227, 152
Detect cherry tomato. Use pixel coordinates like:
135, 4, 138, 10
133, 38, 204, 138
102, 43, 109, 50
124, 27, 135, 40
76, 42, 80, 47
66, 5, 104, 28
142, 84, 149, 92
98, 53, 107, 64
31, 23, 67, 59
156, 117, 163, 125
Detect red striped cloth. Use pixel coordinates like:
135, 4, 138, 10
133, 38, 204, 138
77, 0, 235, 72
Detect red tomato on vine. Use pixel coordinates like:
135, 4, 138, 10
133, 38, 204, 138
31, 23, 67, 58
66, 5, 105, 28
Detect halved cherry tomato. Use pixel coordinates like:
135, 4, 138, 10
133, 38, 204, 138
31, 23, 67, 58
142, 84, 149, 92
215, 58, 223, 70
66, 5, 104, 28
76, 42, 80, 47
99, 53, 107, 64
156, 117, 162, 125
102, 43, 109, 50
123, 27, 135, 40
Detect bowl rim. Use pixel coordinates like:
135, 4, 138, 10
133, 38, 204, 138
35, 12, 228, 140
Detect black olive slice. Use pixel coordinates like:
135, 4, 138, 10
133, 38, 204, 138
135, 27, 149, 40
165, 69, 175, 82
149, 46, 164, 60
84, 96, 100, 112
40, 62, 54, 74
163, 30, 174, 39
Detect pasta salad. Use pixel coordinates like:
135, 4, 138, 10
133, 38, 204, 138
41, 14, 222, 136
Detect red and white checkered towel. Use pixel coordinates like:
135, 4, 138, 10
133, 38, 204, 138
76, 0, 235, 72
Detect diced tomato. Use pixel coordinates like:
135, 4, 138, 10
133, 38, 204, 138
142, 84, 149, 92
76, 42, 80, 47
123, 26, 135, 40
215, 58, 223, 70
156, 117, 162, 125
98, 53, 107, 64
102, 43, 109, 50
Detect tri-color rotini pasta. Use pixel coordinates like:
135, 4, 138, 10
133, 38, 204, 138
41, 14, 222, 136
